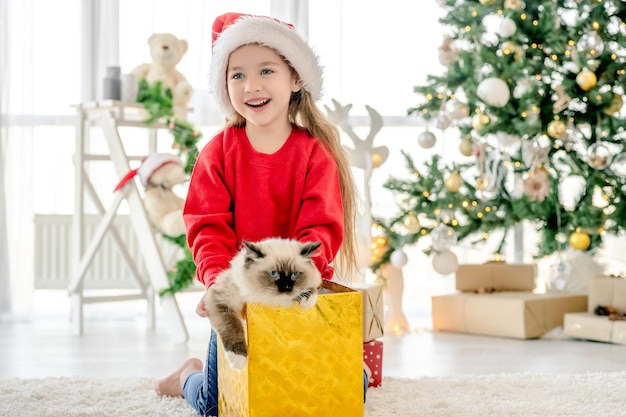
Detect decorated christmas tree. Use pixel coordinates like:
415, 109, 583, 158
372, 0, 626, 279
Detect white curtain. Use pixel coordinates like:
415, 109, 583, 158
0, 0, 10, 315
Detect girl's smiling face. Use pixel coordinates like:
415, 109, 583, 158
226, 44, 302, 131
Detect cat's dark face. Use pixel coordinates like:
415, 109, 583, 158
239, 239, 322, 303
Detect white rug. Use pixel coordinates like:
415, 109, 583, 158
1, 372, 625, 416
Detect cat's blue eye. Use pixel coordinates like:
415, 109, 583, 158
291, 272, 300, 280
268, 271, 279, 279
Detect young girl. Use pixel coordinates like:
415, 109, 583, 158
155, 12, 367, 415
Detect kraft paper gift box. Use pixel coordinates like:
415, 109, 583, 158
564, 276, 626, 345
431, 292, 587, 339
217, 280, 364, 417
455, 263, 537, 292
363, 340, 383, 388
350, 282, 384, 342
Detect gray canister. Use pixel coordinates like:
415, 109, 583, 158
103, 66, 121, 100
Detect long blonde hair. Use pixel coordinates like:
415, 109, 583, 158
228, 89, 358, 279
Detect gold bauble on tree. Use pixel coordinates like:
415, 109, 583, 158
547, 119, 566, 139
459, 137, 473, 156
576, 68, 597, 91
403, 212, 421, 233
444, 171, 463, 193
569, 229, 591, 251
603, 93, 623, 115
472, 113, 490, 131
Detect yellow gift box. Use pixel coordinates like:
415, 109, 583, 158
217, 280, 364, 417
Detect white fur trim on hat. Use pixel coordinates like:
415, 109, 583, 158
210, 14, 323, 118
137, 153, 183, 187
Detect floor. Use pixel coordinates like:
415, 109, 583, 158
1, 290, 625, 380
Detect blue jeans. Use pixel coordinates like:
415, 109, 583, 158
182, 330, 369, 417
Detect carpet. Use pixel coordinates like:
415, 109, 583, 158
1, 372, 625, 416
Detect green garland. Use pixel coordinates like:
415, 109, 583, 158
135, 79, 201, 296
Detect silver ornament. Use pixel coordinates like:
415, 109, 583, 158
430, 223, 458, 251
418, 130, 437, 149
436, 113, 452, 130
587, 142, 612, 170
576, 32, 605, 59
445, 99, 469, 120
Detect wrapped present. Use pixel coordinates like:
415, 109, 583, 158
217, 280, 364, 417
351, 282, 384, 342
455, 263, 536, 292
432, 292, 587, 339
563, 276, 626, 345
363, 340, 383, 387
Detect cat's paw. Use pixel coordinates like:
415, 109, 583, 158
294, 289, 317, 309
225, 351, 248, 370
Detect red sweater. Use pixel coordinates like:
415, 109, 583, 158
183, 125, 344, 288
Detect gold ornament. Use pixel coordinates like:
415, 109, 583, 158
445, 171, 464, 193
403, 212, 421, 233
576, 68, 597, 91
569, 230, 590, 251
472, 113, 490, 131
547, 120, 566, 139
504, 0, 522, 9
603, 93, 623, 115
479, 0, 495, 4
459, 137, 473, 156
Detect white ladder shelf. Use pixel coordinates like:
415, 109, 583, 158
69, 101, 188, 344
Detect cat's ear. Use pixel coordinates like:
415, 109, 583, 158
242, 241, 264, 259
300, 241, 322, 258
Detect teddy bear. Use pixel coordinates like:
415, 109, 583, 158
112, 153, 187, 237
132, 33, 193, 120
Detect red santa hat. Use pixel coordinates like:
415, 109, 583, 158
113, 153, 183, 192
209, 12, 323, 118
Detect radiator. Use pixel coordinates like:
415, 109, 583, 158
34, 214, 180, 290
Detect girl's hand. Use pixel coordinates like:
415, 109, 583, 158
196, 295, 209, 318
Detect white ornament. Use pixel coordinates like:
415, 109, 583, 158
477, 77, 511, 107
418, 130, 437, 149
430, 223, 458, 251
498, 17, 517, 37
390, 249, 409, 268
432, 249, 459, 275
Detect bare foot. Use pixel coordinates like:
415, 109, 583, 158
155, 358, 203, 397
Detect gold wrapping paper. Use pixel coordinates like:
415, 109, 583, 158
588, 276, 626, 312
455, 263, 536, 292
350, 282, 384, 342
563, 276, 626, 345
432, 292, 587, 339
563, 312, 614, 343
217, 280, 364, 417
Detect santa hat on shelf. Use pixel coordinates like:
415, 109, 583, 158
113, 153, 183, 192
209, 12, 323, 118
